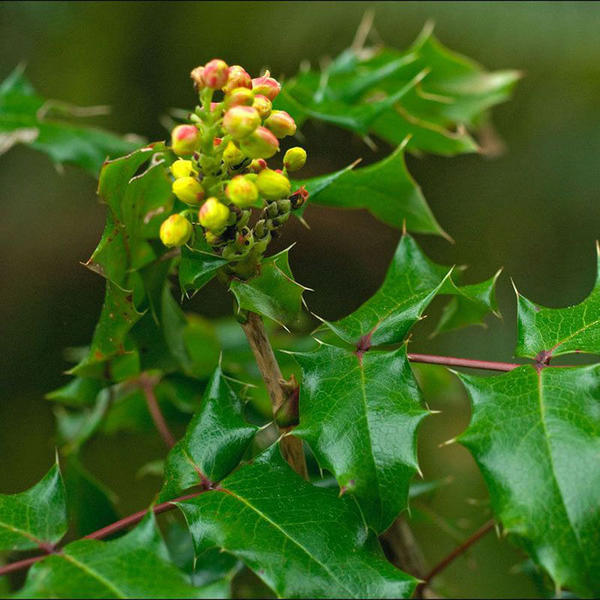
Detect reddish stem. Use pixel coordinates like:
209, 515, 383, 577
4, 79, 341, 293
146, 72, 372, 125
139, 374, 175, 449
0, 491, 206, 577
408, 353, 521, 372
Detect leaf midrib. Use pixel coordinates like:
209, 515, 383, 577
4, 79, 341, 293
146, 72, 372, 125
60, 552, 126, 598
221, 487, 356, 598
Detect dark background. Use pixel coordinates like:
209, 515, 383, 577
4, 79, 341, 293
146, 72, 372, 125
1, 2, 599, 597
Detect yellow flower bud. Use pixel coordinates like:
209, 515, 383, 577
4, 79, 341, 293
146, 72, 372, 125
264, 110, 296, 138
226, 175, 259, 208
222, 141, 246, 167
239, 126, 279, 159
283, 147, 307, 172
170, 159, 197, 179
256, 169, 291, 200
199, 197, 230, 233
205, 230, 222, 246
159, 214, 192, 248
252, 94, 272, 120
172, 177, 205, 205
171, 124, 200, 156
225, 87, 254, 109
223, 106, 261, 140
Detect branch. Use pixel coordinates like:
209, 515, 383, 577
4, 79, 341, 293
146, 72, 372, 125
415, 519, 496, 597
0, 491, 205, 577
240, 311, 308, 479
407, 353, 521, 372
139, 373, 175, 449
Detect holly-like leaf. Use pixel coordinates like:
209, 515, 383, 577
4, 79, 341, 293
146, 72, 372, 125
277, 24, 519, 156
160, 366, 257, 501
229, 249, 307, 328
70, 282, 143, 378
15, 514, 203, 599
295, 141, 447, 237
177, 444, 417, 599
515, 245, 600, 359
179, 235, 230, 294
458, 365, 600, 596
0, 462, 66, 552
293, 343, 428, 532
0, 66, 142, 176
46, 377, 104, 407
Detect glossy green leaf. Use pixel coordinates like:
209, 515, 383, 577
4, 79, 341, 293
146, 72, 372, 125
179, 235, 230, 294
46, 377, 104, 407
62, 456, 119, 538
458, 365, 600, 596
295, 142, 447, 237
160, 366, 257, 501
0, 66, 142, 176
229, 249, 306, 328
277, 25, 519, 156
177, 444, 417, 599
293, 343, 428, 532
70, 282, 143, 378
515, 245, 600, 359
16, 514, 203, 598
0, 462, 66, 552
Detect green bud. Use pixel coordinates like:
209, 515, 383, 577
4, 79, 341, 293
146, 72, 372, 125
222, 141, 246, 167
172, 177, 205, 205
252, 94, 272, 119
171, 124, 200, 156
226, 175, 259, 208
239, 126, 279, 159
283, 147, 307, 172
198, 197, 230, 233
264, 110, 296, 138
170, 159, 198, 179
224, 87, 254, 109
257, 169, 291, 200
276, 198, 291, 213
159, 214, 192, 248
234, 226, 254, 251
223, 106, 261, 140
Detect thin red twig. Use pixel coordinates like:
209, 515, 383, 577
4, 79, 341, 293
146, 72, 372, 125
139, 374, 176, 449
408, 353, 521, 372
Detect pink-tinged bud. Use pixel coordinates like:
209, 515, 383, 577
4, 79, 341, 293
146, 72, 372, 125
283, 147, 307, 172
226, 175, 259, 208
190, 66, 205, 90
223, 65, 252, 94
252, 94, 272, 120
252, 74, 281, 101
210, 102, 221, 112
224, 87, 254, 109
172, 177, 205, 205
256, 169, 291, 200
171, 124, 200, 156
213, 137, 223, 146
264, 110, 296, 138
223, 106, 261, 140
239, 126, 279, 159
199, 197, 230, 233
202, 59, 229, 89
249, 158, 267, 173
159, 214, 192, 248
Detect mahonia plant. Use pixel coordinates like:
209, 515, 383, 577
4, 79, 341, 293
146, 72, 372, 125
1, 23, 599, 600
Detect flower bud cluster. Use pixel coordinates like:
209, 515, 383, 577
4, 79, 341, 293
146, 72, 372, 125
159, 59, 309, 279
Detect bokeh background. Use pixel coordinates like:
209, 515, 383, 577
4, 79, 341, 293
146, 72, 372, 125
1, 2, 599, 597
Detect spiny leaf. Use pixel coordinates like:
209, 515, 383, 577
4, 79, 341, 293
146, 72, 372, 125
293, 343, 428, 532
15, 514, 203, 599
0, 462, 66, 552
159, 366, 257, 502
229, 248, 307, 328
46, 377, 104, 407
515, 244, 600, 359
176, 444, 417, 599
0, 66, 142, 176
295, 142, 447, 237
277, 25, 519, 156
323, 234, 499, 347
458, 365, 600, 597
179, 234, 230, 294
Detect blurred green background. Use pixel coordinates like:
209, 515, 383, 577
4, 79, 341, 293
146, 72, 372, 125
1, 2, 599, 597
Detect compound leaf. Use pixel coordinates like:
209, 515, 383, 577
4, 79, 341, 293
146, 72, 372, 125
293, 343, 428, 532
0, 66, 141, 176
177, 444, 417, 599
160, 366, 257, 501
458, 365, 600, 597
0, 462, 66, 552
515, 245, 600, 359
15, 514, 203, 598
